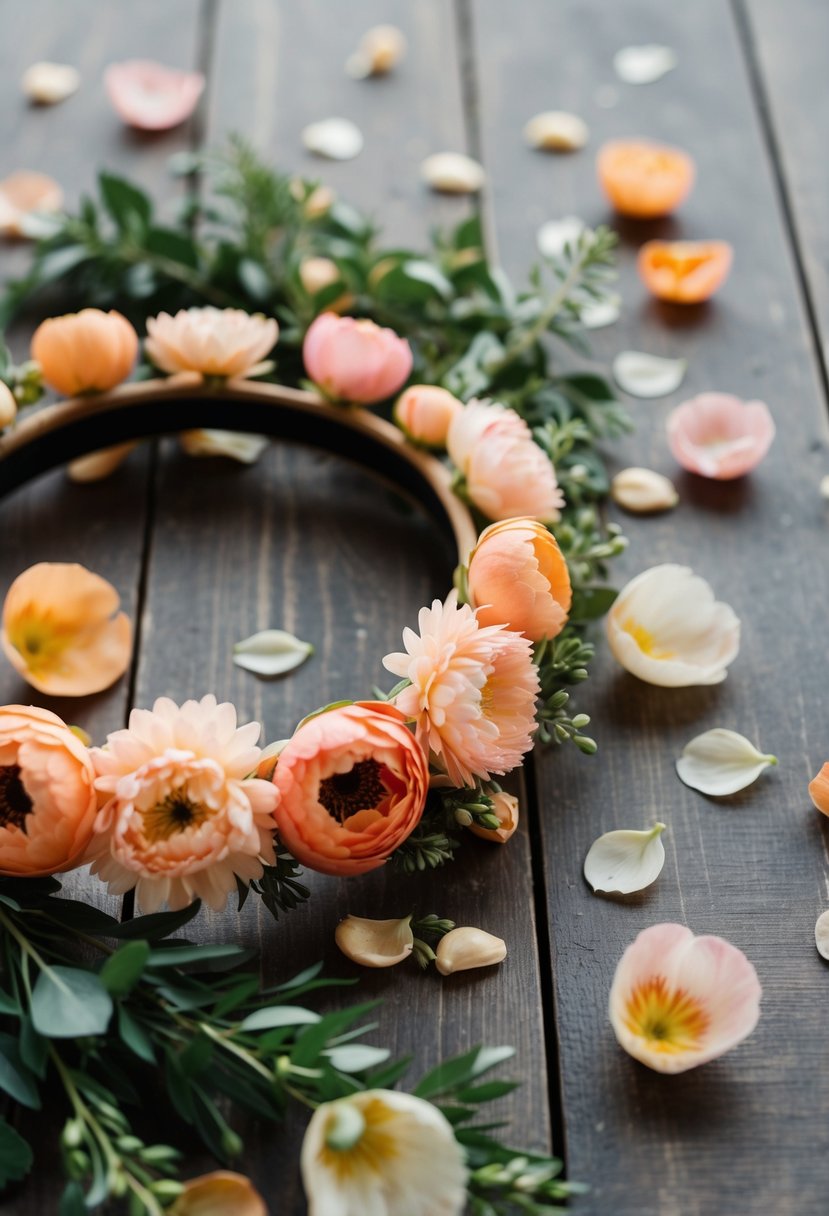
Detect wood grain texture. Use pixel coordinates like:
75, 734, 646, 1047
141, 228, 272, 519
473, 0, 829, 1212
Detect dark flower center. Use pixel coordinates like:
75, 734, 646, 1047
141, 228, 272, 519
143, 791, 209, 843
318, 759, 387, 823
0, 765, 33, 832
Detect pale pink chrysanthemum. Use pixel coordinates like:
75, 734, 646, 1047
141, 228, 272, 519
383, 591, 540, 787
87, 695, 278, 912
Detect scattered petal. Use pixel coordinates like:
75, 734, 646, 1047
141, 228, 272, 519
820, 475, 829, 500
667, 393, 775, 480
584, 823, 666, 894
180, 429, 269, 464
171, 1171, 267, 1216
302, 117, 364, 161
421, 152, 485, 195
346, 25, 407, 78
614, 44, 677, 84
105, 60, 205, 131
815, 911, 829, 961
611, 467, 678, 514
613, 350, 687, 399
233, 630, 313, 678
639, 239, 733, 304
537, 215, 585, 260
435, 927, 507, 975
808, 763, 829, 816
0, 383, 17, 430
597, 139, 694, 218
524, 110, 589, 152
21, 62, 80, 105
676, 729, 777, 797
0, 171, 63, 238
579, 293, 621, 329
335, 915, 414, 968
68, 443, 136, 483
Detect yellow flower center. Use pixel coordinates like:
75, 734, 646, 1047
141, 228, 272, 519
623, 976, 709, 1053
319, 1097, 400, 1181
622, 617, 675, 660
142, 791, 210, 843
7, 612, 71, 676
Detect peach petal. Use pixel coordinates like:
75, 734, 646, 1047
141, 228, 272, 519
171, 1171, 267, 1216
0, 170, 63, 238
105, 60, 205, 131
809, 763, 829, 816
667, 392, 775, 480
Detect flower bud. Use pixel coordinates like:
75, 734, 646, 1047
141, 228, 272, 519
299, 256, 340, 297
435, 926, 507, 976
393, 385, 463, 449
469, 791, 519, 844
335, 914, 414, 968
0, 381, 17, 429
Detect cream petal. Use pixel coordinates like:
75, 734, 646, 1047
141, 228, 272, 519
335, 915, 414, 968
233, 630, 313, 678
613, 350, 687, 399
537, 215, 586, 260
579, 293, 621, 329
613, 44, 677, 84
584, 823, 666, 894
22, 61, 80, 105
179, 429, 269, 463
302, 118, 364, 161
611, 466, 678, 513
815, 910, 829, 961
676, 729, 777, 796
524, 110, 589, 151
421, 152, 486, 194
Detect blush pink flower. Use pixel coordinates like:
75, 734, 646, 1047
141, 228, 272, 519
87, 695, 277, 912
447, 400, 564, 523
609, 923, 761, 1074
666, 393, 775, 480
394, 385, 463, 448
145, 307, 278, 379
303, 313, 413, 404
105, 60, 205, 130
271, 702, 429, 877
0, 705, 97, 876
383, 591, 540, 787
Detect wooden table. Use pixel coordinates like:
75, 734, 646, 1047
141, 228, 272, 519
2, 1, 828, 1212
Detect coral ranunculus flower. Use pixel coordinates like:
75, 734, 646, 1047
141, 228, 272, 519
638, 239, 733, 303
394, 385, 463, 448
384, 592, 540, 787
105, 60, 205, 130
87, 696, 278, 912
609, 923, 761, 1074
667, 392, 775, 480
271, 702, 428, 876
144, 307, 279, 379
2, 563, 132, 697
447, 399, 564, 523
302, 313, 413, 404
467, 517, 572, 641
597, 139, 695, 218
171, 1171, 267, 1216
0, 705, 98, 876
31, 309, 138, 396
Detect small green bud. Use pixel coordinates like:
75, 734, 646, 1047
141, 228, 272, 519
151, 1179, 185, 1199
571, 713, 591, 729
574, 735, 598, 755
454, 809, 473, 827
62, 1119, 84, 1149
571, 668, 589, 681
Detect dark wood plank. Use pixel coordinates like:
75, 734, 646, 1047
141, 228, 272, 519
473, 0, 829, 1212
122, 0, 552, 1206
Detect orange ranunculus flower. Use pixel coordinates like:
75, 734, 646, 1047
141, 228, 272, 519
31, 308, 138, 396
809, 764, 829, 816
0, 705, 97, 876
597, 139, 695, 219
2, 563, 132, 697
467, 518, 572, 641
638, 239, 733, 303
170, 1171, 267, 1216
271, 702, 429, 876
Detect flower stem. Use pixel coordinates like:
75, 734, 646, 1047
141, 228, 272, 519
495, 252, 589, 371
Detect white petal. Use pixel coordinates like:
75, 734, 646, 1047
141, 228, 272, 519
179, 429, 269, 463
537, 215, 586, 260
302, 118, 364, 161
613, 351, 687, 399
233, 630, 314, 677
421, 152, 485, 194
579, 294, 621, 329
815, 911, 829, 961
524, 110, 589, 151
22, 61, 80, 104
613, 44, 677, 84
584, 823, 666, 894
676, 729, 777, 796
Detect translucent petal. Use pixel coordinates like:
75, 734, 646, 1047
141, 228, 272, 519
676, 728, 777, 796
302, 118, 364, 161
613, 44, 677, 84
613, 350, 687, 399
815, 911, 829, 961
537, 215, 586, 260
233, 630, 314, 677
584, 823, 666, 894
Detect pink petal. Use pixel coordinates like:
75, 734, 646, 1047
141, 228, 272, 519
105, 60, 205, 131
666, 393, 775, 480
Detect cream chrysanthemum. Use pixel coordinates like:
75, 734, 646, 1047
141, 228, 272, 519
383, 591, 539, 787
87, 695, 278, 912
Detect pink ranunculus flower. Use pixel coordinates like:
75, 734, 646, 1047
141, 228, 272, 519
666, 392, 775, 480
104, 60, 205, 131
393, 385, 463, 448
87, 695, 278, 912
302, 313, 413, 404
609, 923, 762, 1074
383, 591, 539, 788
447, 399, 564, 523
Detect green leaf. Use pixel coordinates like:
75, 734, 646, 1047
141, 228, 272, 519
147, 943, 251, 969
240, 1005, 321, 1033
0, 1117, 33, 1187
0, 988, 19, 1015
455, 1079, 519, 1103
291, 1002, 381, 1068
117, 1006, 155, 1064
99, 941, 150, 997
33, 244, 90, 284
99, 172, 152, 233
375, 260, 453, 304
58, 1181, 87, 1216
324, 1044, 391, 1073
18, 1017, 47, 1079
414, 1045, 515, 1100
237, 256, 272, 302
443, 332, 506, 399
114, 900, 202, 940
0, 1034, 40, 1109
568, 586, 618, 623
146, 225, 200, 269
31, 967, 113, 1038
42, 899, 121, 936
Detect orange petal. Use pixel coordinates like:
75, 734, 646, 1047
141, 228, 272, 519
809, 763, 829, 816
171, 1171, 267, 1216
597, 140, 694, 219
638, 240, 733, 303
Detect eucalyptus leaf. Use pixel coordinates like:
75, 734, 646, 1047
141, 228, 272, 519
233, 629, 314, 678
31, 967, 113, 1039
99, 941, 150, 997
240, 1006, 321, 1032
0, 1117, 33, 1187
0, 1033, 40, 1109
324, 1043, 391, 1073
117, 1005, 155, 1064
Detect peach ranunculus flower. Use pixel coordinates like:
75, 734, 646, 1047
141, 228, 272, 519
0, 170, 63, 238
87, 695, 278, 912
383, 591, 540, 787
31, 309, 138, 396
447, 399, 564, 523
271, 701, 429, 876
2, 563, 132, 697
104, 60, 205, 130
467, 518, 572, 641
170, 1171, 267, 1216
144, 307, 279, 379
609, 923, 762, 1074
393, 385, 463, 448
302, 313, 413, 404
667, 392, 776, 481
0, 705, 98, 876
